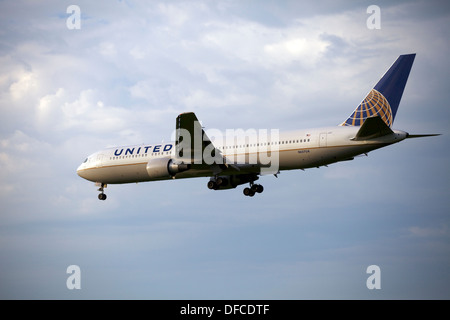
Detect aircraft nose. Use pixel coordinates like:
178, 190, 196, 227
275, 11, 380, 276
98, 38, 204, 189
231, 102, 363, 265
76, 164, 84, 177
76, 162, 88, 179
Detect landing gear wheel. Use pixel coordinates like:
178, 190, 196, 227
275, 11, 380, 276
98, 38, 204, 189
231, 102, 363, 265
250, 184, 264, 194
207, 180, 217, 190
244, 182, 263, 197
216, 177, 224, 186
243, 187, 255, 197
98, 193, 107, 201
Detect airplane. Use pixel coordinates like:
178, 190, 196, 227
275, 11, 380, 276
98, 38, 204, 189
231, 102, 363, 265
77, 53, 439, 200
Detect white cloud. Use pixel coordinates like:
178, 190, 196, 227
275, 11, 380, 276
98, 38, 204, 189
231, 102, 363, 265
37, 87, 66, 124
96, 41, 117, 58
198, 19, 332, 69
158, 2, 190, 26
9, 71, 39, 101
264, 37, 328, 66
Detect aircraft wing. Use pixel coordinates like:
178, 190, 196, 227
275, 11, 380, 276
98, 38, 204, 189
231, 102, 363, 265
175, 112, 239, 175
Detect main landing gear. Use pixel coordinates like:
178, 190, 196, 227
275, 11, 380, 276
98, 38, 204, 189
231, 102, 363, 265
206, 174, 263, 197
96, 182, 107, 201
243, 183, 264, 197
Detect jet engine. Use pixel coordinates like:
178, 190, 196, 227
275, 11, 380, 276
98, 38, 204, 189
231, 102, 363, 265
146, 158, 190, 179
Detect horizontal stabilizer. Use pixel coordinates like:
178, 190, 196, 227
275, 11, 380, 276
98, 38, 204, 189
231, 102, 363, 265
406, 133, 441, 139
352, 116, 393, 141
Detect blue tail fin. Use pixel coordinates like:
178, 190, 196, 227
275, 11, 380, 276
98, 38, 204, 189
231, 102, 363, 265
341, 54, 416, 127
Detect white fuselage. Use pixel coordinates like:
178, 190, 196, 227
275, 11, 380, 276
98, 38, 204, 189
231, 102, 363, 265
76, 125, 408, 185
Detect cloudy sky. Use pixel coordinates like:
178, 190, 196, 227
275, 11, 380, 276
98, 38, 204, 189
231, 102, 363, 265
0, 0, 449, 299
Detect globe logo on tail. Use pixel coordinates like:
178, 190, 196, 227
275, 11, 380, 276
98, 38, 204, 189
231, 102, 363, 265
341, 89, 393, 127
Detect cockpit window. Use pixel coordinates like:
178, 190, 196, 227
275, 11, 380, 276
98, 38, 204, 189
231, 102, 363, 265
83, 158, 88, 163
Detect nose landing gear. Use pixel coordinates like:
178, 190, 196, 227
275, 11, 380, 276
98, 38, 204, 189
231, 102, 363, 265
96, 182, 107, 200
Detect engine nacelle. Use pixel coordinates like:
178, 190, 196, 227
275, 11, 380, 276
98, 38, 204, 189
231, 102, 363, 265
208, 174, 259, 190
146, 158, 190, 179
